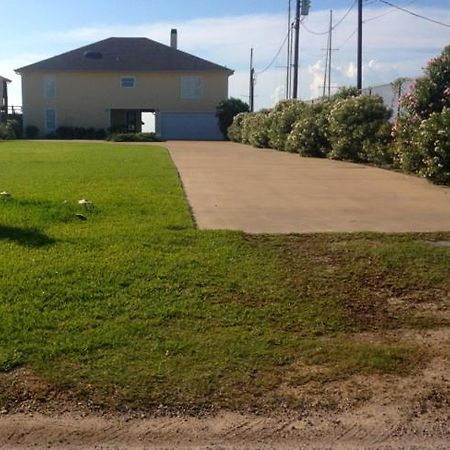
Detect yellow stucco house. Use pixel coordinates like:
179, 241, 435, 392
16, 31, 233, 140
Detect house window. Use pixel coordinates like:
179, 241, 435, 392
121, 77, 135, 88
44, 76, 56, 99
180, 76, 203, 99
45, 109, 57, 133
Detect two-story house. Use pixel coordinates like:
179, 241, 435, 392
16, 31, 233, 140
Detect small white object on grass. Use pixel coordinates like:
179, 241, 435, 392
0, 192, 11, 197
78, 199, 93, 208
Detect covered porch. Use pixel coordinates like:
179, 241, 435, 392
110, 109, 157, 134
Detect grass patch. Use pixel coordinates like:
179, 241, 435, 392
0, 141, 449, 413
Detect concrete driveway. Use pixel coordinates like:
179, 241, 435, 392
165, 141, 450, 233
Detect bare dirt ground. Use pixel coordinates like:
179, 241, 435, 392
1, 329, 449, 450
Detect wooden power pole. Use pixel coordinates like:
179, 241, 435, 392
292, 0, 301, 99
357, 0, 363, 90
249, 48, 255, 112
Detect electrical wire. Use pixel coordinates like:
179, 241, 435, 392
377, 0, 450, 28
336, 28, 358, 49
256, 15, 307, 75
256, 31, 290, 75
335, 0, 419, 49
301, 0, 357, 36
364, 0, 416, 22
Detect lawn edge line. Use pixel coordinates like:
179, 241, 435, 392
164, 145, 198, 230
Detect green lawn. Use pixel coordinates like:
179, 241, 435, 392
0, 140, 449, 413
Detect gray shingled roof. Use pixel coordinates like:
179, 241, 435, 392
0, 75, 11, 82
16, 37, 233, 74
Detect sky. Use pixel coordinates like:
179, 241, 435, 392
1, 0, 449, 110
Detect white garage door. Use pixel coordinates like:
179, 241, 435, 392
159, 112, 223, 140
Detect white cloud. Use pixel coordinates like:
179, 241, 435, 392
307, 60, 325, 99
346, 62, 357, 79
271, 84, 286, 104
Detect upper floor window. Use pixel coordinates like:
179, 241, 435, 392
121, 77, 135, 88
44, 76, 56, 99
181, 76, 203, 100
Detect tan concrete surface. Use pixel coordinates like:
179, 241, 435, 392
164, 141, 450, 233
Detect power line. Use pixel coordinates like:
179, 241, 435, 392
302, 0, 357, 35
337, 28, 358, 49
256, 31, 290, 75
377, 0, 450, 28
335, 0, 417, 49
364, 0, 416, 22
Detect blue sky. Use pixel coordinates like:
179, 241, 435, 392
1, 0, 449, 109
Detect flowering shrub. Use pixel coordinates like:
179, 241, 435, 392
267, 100, 307, 151
242, 111, 272, 148
401, 46, 450, 118
415, 108, 450, 184
286, 101, 331, 157
393, 115, 424, 173
229, 110, 272, 148
228, 112, 247, 142
395, 45, 450, 184
328, 95, 392, 162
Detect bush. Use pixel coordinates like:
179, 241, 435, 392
332, 86, 360, 100
413, 108, 450, 184
0, 120, 19, 140
53, 126, 107, 140
241, 111, 272, 148
286, 101, 331, 157
393, 115, 424, 173
228, 112, 248, 143
25, 125, 39, 139
108, 132, 161, 142
394, 46, 450, 184
328, 95, 392, 163
363, 135, 394, 167
216, 98, 250, 139
401, 46, 450, 119
267, 100, 306, 151
6, 119, 22, 139
0, 124, 7, 140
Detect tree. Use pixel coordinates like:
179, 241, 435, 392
216, 98, 250, 140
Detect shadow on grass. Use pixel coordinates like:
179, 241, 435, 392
0, 225, 56, 247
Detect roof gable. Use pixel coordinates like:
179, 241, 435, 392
16, 37, 233, 74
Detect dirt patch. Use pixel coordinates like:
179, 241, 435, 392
1, 329, 449, 449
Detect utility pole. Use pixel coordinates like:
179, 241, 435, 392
286, 0, 292, 99
292, 0, 301, 99
357, 0, 363, 91
322, 10, 331, 98
292, 0, 310, 99
249, 48, 255, 112
327, 10, 333, 97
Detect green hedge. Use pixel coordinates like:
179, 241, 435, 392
328, 95, 392, 163
286, 101, 331, 157
227, 90, 393, 169
108, 132, 161, 142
